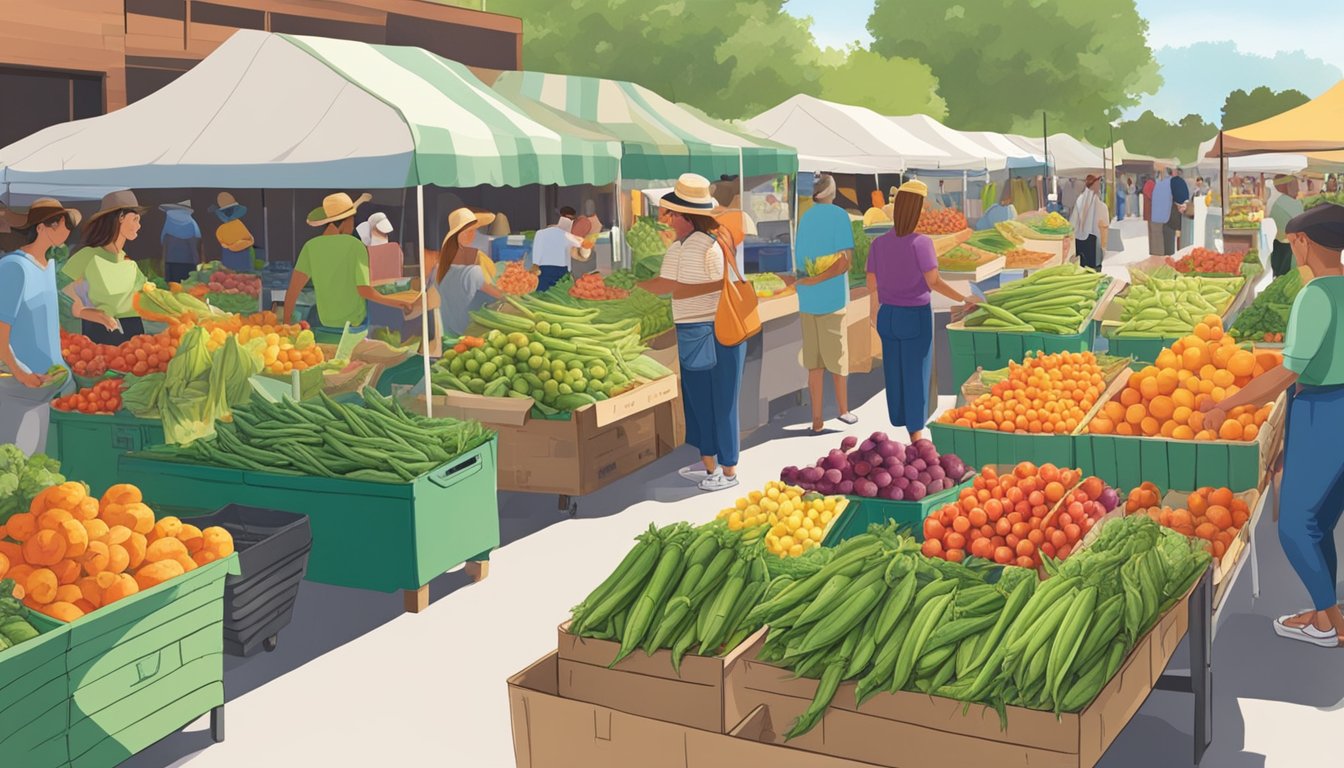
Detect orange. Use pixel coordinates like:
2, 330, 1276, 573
1209, 488, 1234, 508
1243, 423, 1259, 440
1173, 424, 1195, 440
1156, 349, 1179, 370
1156, 370, 1180, 395
1194, 322, 1212, 341
1172, 388, 1196, 409
1172, 405, 1193, 425
1183, 376, 1202, 394
1182, 347, 1204, 372
1160, 420, 1179, 437
1138, 376, 1160, 400
1125, 404, 1146, 426
1199, 379, 1216, 395
1120, 388, 1142, 407
1194, 522, 1219, 541
1149, 395, 1175, 420
1090, 416, 1115, 434
1218, 420, 1244, 441
1116, 422, 1135, 436
1140, 417, 1161, 436
1206, 505, 1233, 529
1196, 429, 1217, 441
1213, 344, 1237, 368
1227, 351, 1255, 377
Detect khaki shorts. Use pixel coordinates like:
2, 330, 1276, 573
800, 312, 849, 376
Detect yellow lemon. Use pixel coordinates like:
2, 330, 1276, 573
735, 497, 749, 511
779, 535, 795, 550
789, 544, 805, 557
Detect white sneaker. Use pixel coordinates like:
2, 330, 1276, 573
1273, 614, 1340, 648
838, 413, 858, 425
699, 470, 740, 492
678, 463, 711, 481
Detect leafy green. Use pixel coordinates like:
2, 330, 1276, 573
850, 221, 871, 288
121, 373, 166, 418
0, 445, 64, 524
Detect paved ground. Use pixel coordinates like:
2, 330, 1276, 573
126, 219, 1342, 768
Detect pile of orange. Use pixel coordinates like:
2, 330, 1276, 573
941, 351, 1106, 434
59, 331, 112, 378
105, 330, 179, 376
923, 462, 1107, 568
498, 262, 539, 295
569, 272, 629, 301
1125, 482, 1251, 561
916, 208, 969, 235
1088, 316, 1279, 441
53, 378, 123, 415
0, 482, 234, 621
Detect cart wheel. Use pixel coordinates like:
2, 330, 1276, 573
263, 635, 278, 652
559, 495, 579, 516
568, 500, 579, 517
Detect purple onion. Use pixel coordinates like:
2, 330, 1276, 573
927, 465, 946, 482
911, 458, 927, 472
840, 436, 858, 452
853, 460, 872, 477
854, 479, 878, 498
927, 479, 945, 493
907, 481, 927, 501
903, 465, 919, 481
870, 431, 889, 443
872, 469, 893, 489
887, 487, 904, 501
823, 468, 843, 485
859, 439, 875, 453
836, 479, 855, 495
940, 456, 967, 481
885, 456, 904, 470
894, 476, 911, 490
816, 480, 835, 494
1098, 487, 1120, 512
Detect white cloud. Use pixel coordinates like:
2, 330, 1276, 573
1130, 42, 1341, 124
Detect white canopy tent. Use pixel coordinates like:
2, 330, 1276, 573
1007, 134, 1105, 176
886, 114, 1006, 172
962, 131, 1045, 170
746, 95, 950, 173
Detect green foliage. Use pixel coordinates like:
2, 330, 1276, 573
816, 49, 946, 121
0, 445, 64, 524
1221, 86, 1311, 131
867, 0, 1161, 136
1114, 111, 1216, 163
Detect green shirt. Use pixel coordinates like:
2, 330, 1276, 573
61, 246, 147, 319
296, 233, 370, 328
1271, 194, 1303, 244
1284, 276, 1344, 387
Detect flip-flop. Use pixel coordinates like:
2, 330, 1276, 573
1274, 614, 1341, 648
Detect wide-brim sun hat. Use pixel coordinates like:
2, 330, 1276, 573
159, 200, 193, 213
86, 190, 148, 225
444, 208, 496, 242
2, 197, 82, 230
307, 192, 373, 227
660, 174, 718, 216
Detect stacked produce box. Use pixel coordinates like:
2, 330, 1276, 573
1102, 266, 1248, 364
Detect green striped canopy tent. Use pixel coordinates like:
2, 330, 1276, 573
490, 71, 797, 180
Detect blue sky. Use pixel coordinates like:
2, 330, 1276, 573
784, 0, 1344, 122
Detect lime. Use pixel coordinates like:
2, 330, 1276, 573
558, 383, 573, 395
588, 364, 607, 380
464, 359, 480, 373
528, 355, 545, 370
479, 362, 497, 378
503, 343, 518, 357
528, 342, 546, 356
512, 378, 529, 394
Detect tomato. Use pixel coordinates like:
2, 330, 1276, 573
994, 546, 1015, 564
1057, 512, 1074, 528
945, 532, 966, 551
1016, 555, 1036, 569
921, 539, 943, 558
994, 518, 1012, 537
924, 518, 945, 541
1016, 539, 1036, 557
951, 516, 971, 534
1064, 523, 1082, 543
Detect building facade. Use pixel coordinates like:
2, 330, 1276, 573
0, 0, 523, 149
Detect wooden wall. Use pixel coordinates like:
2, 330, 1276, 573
0, 0, 126, 109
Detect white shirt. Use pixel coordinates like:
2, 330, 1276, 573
661, 231, 725, 324
531, 220, 584, 267
1069, 188, 1107, 240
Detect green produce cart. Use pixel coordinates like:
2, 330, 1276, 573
822, 477, 974, 546
946, 320, 1098, 392
47, 410, 165, 497
929, 422, 1076, 473
0, 556, 237, 768
118, 437, 500, 612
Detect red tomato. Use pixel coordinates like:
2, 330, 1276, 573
994, 546, 1015, 564
921, 539, 943, 558
945, 548, 965, 563
945, 532, 966, 551
952, 516, 972, 534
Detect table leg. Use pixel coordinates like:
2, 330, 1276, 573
1191, 567, 1213, 765
210, 706, 225, 743
403, 585, 429, 613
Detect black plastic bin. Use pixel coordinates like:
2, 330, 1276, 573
189, 504, 312, 657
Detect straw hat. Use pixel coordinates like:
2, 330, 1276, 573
86, 190, 148, 225
159, 199, 193, 213
1, 197, 82, 230
486, 212, 512, 237
443, 207, 496, 242
307, 192, 372, 227
660, 174, 718, 216
897, 179, 928, 198
210, 192, 248, 222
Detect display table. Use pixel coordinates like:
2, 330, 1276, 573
740, 293, 804, 433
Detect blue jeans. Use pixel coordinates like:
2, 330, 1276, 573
1117, 199, 1127, 220
1279, 385, 1344, 610
679, 325, 745, 468
876, 304, 933, 433
537, 265, 568, 292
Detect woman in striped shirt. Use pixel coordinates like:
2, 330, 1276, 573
639, 174, 744, 492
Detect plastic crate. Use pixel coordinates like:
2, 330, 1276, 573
0, 608, 68, 768
178, 505, 312, 657
1105, 334, 1180, 366
376, 355, 427, 395
117, 438, 500, 593
46, 410, 165, 497
822, 477, 974, 546
947, 321, 1098, 392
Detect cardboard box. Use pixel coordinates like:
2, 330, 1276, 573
845, 290, 875, 374
421, 375, 681, 496
508, 654, 880, 768
555, 624, 765, 733
725, 590, 1193, 768
757, 291, 800, 324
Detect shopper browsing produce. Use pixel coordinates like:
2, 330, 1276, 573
62, 191, 151, 345
639, 174, 744, 492
1201, 203, 1344, 647
1270, 174, 1304, 277
1069, 175, 1109, 270
210, 192, 255, 271
974, 190, 1017, 231
795, 173, 857, 432
435, 207, 503, 337
531, 207, 592, 292
158, 200, 202, 284
282, 192, 419, 343
0, 199, 79, 454
867, 180, 978, 442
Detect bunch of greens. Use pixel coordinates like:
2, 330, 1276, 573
0, 446, 63, 524
0, 579, 42, 652
850, 221, 871, 288
127, 327, 265, 445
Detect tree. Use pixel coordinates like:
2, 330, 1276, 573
1221, 86, 1311, 130
816, 50, 947, 121
867, 0, 1161, 137
1115, 111, 1216, 163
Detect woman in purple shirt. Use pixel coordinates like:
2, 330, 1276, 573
866, 180, 978, 441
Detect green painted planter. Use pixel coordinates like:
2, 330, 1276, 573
823, 477, 974, 546
117, 437, 500, 593
0, 557, 236, 768
47, 410, 165, 497
929, 422, 1075, 472
947, 321, 1097, 392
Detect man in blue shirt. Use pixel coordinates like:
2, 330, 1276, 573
0, 198, 78, 454
795, 174, 857, 432
1167, 168, 1191, 252
1150, 165, 1175, 256
975, 191, 1018, 231
159, 200, 202, 283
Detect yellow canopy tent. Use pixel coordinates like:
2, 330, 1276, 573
1207, 81, 1344, 163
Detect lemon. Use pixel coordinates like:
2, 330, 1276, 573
810, 527, 826, 542
779, 535, 795, 550
735, 497, 749, 511
746, 504, 761, 518
789, 544, 805, 557
772, 522, 788, 537
727, 518, 743, 531
749, 491, 763, 503
806, 508, 819, 521
820, 510, 834, 525
766, 487, 780, 500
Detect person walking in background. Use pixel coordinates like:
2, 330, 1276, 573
435, 208, 501, 337
1169, 168, 1191, 251
1270, 174, 1305, 277
1071, 175, 1109, 270
531, 207, 592, 292
1194, 177, 1209, 200
795, 174, 856, 433
1149, 167, 1173, 256
1115, 176, 1128, 221
1200, 203, 1344, 646
210, 192, 255, 271
62, 190, 149, 345
639, 174, 744, 492
975, 190, 1017, 231
0, 198, 78, 454
1126, 177, 1137, 218
867, 180, 978, 443
158, 200, 201, 284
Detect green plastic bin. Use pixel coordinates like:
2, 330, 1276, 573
117, 438, 500, 593
929, 422, 1075, 472
47, 410, 165, 497
0, 556, 236, 768
947, 321, 1098, 392
376, 355, 428, 395
1105, 334, 1180, 366
822, 477, 974, 547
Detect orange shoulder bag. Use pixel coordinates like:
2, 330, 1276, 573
713, 230, 760, 346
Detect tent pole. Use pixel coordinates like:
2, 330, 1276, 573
416, 184, 432, 419
613, 159, 624, 267
962, 170, 968, 217
261, 189, 269, 265
790, 172, 799, 273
